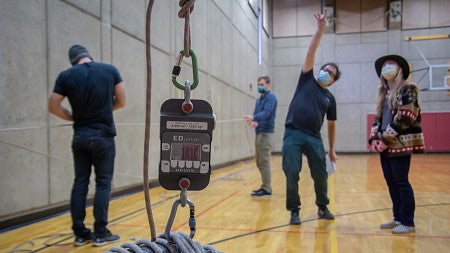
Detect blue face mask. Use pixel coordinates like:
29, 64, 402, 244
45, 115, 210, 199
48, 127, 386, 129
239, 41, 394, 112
317, 70, 331, 85
258, 86, 266, 93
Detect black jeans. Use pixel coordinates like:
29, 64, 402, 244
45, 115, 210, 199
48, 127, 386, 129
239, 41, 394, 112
380, 153, 415, 227
70, 128, 115, 237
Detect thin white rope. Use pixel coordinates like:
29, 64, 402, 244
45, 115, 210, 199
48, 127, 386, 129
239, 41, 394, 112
0, 119, 245, 133
0, 139, 74, 164
0, 119, 253, 167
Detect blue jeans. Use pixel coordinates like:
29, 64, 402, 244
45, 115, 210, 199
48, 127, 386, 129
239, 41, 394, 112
71, 128, 115, 237
282, 127, 328, 212
380, 153, 415, 227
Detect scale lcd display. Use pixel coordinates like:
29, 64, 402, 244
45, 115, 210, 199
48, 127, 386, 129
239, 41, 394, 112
171, 143, 201, 161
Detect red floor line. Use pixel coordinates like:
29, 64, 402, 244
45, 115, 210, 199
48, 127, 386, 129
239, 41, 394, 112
111, 219, 450, 240
173, 191, 240, 231
185, 225, 450, 240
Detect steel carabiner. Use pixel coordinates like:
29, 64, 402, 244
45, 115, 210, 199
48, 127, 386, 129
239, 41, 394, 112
164, 178, 196, 241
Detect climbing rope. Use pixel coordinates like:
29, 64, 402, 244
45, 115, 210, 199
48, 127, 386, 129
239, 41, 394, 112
143, 0, 157, 242
105, 1, 222, 252
178, 0, 195, 57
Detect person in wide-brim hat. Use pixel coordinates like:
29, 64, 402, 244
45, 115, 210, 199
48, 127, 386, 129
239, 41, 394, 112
375, 54, 410, 80
368, 53, 424, 235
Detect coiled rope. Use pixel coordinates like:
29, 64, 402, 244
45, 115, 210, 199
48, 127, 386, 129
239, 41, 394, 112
104, 1, 222, 252
105, 233, 221, 253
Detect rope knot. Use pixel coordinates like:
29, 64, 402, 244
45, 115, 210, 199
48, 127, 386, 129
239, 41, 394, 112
178, 0, 195, 18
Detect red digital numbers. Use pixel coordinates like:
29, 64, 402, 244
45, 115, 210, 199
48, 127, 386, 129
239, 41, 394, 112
181, 144, 200, 161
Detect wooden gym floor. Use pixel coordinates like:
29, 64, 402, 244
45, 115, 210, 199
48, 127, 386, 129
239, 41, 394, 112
1, 154, 449, 252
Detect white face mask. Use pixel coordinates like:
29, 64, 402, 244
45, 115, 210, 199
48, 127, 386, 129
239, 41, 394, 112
381, 64, 398, 80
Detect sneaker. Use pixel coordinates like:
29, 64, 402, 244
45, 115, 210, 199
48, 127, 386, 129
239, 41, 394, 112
92, 230, 120, 247
317, 207, 335, 220
392, 224, 415, 234
290, 211, 301, 225
251, 188, 262, 194
380, 219, 401, 229
74, 233, 92, 246
251, 188, 271, 198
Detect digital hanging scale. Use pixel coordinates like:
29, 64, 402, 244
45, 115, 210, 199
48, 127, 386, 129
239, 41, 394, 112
159, 98, 215, 190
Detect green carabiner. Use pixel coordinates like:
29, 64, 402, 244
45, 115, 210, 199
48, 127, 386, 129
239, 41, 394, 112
172, 49, 199, 90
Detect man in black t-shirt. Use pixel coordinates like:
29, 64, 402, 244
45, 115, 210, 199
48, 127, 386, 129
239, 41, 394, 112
49, 45, 126, 246
282, 11, 342, 225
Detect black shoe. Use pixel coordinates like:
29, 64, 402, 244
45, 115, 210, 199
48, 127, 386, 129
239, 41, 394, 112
317, 207, 335, 220
92, 230, 120, 247
252, 188, 262, 194
74, 233, 92, 246
290, 211, 301, 225
251, 188, 271, 198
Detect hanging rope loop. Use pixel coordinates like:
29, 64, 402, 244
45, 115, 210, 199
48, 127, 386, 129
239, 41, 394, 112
172, 49, 199, 90
178, 0, 196, 57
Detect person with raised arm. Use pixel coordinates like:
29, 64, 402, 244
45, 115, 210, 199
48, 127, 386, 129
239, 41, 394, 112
282, 11, 342, 225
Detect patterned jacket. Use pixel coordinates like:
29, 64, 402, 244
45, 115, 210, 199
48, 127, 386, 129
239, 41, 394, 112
368, 84, 425, 156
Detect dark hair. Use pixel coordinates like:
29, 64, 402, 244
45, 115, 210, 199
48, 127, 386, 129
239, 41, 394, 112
320, 62, 341, 81
257, 75, 270, 84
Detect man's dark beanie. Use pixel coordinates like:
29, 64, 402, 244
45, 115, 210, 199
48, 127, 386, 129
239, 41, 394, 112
68, 44, 93, 65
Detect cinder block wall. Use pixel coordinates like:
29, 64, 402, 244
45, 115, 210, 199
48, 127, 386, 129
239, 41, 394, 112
0, 0, 270, 218
1, 0, 449, 220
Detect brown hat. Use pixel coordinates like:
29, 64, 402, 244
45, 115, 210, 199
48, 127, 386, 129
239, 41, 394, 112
375, 54, 410, 80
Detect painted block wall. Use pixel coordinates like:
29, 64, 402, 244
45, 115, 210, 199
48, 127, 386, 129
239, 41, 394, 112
0, 0, 270, 218
1, 0, 449, 220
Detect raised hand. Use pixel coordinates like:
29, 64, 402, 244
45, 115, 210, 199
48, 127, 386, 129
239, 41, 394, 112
313, 10, 327, 31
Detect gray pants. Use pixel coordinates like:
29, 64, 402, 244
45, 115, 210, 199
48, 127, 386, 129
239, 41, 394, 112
255, 132, 273, 193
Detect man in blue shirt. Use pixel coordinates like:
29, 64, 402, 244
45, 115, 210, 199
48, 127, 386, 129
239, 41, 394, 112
283, 11, 341, 224
244, 76, 278, 197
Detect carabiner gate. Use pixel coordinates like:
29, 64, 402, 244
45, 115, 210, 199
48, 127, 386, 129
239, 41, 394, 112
171, 49, 199, 90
